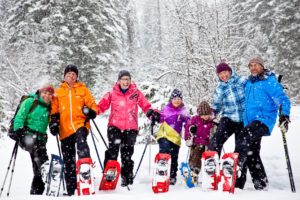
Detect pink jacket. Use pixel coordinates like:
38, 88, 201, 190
97, 82, 152, 131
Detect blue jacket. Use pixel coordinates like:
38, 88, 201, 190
212, 69, 247, 122
244, 71, 290, 135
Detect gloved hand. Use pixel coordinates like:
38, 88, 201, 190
189, 125, 197, 135
12, 128, 25, 141
146, 109, 160, 124
279, 115, 290, 133
49, 113, 60, 136
82, 106, 97, 119
185, 138, 193, 147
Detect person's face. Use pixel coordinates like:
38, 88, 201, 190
171, 97, 182, 108
40, 91, 53, 104
200, 115, 211, 121
119, 76, 131, 89
64, 72, 77, 86
218, 70, 231, 82
249, 62, 264, 76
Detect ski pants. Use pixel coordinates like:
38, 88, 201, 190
104, 126, 138, 184
158, 138, 180, 179
19, 134, 48, 195
235, 120, 269, 190
61, 127, 91, 195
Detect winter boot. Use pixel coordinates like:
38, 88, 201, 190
170, 177, 177, 185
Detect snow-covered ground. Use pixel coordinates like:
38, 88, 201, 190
0, 107, 299, 200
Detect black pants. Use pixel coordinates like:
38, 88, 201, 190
158, 138, 180, 179
235, 120, 269, 190
104, 126, 138, 184
19, 135, 48, 195
61, 127, 90, 195
208, 117, 246, 187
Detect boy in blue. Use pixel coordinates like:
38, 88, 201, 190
235, 56, 291, 190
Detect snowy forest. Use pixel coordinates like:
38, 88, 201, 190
0, 0, 299, 137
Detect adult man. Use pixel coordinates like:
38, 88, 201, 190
49, 65, 98, 196
235, 56, 291, 190
97, 70, 159, 187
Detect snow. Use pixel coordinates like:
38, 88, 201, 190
0, 107, 299, 199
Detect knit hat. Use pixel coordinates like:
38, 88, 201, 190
248, 56, 264, 68
39, 85, 55, 95
197, 101, 212, 116
216, 62, 232, 74
64, 64, 78, 77
118, 70, 131, 80
170, 89, 183, 100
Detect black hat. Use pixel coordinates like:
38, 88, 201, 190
64, 64, 78, 77
118, 70, 131, 80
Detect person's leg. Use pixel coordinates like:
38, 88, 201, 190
30, 139, 48, 195
208, 117, 234, 156
61, 134, 76, 196
103, 126, 122, 168
247, 137, 268, 190
235, 120, 268, 190
76, 127, 90, 158
120, 130, 138, 185
169, 142, 180, 185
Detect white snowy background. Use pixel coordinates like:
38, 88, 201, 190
0, 106, 299, 200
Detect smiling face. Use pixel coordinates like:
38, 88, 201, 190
171, 97, 182, 108
118, 75, 131, 89
40, 91, 53, 104
249, 62, 264, 76
218, 70, 231, 82
64, 71, 77, 87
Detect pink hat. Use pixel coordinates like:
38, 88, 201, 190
39, 85, 55, 95
216, 62, 232, 74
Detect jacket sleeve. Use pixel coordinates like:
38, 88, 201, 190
137, 90, 152, 113
212, 88, 222, 115
265, 77, 291, 116
13, 98, 34, 131
97, 91, 112, 114
84, 87, 98, 113
50, 96, 59, 115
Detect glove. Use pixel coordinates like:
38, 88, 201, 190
82, 106, 97, 119
12, 128, 25, 141
279, 115, 290, 133
49, 114, 60, 136
189, 125, 197, 135
185, 139, 193, 147
146, 109, 160, 124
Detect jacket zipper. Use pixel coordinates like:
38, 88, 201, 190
69, 89, 76, 132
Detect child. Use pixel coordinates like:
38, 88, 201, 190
156, 89, 190, 185
184, 101, 214, 184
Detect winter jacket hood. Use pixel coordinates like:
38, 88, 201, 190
244, 71, 291, 135
51, 81, 97, 140
97, 81, 152, 131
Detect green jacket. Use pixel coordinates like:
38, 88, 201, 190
13, 94, 50, 142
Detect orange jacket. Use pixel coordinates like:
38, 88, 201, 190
51, 81, 97, 140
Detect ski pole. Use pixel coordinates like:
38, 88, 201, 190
90, 128, 104, 171
6, 141, 19, 197
0, 141, 18, 197
91, 119, 108, 149
278, 74, 296, 193
133, 123, 154, 179
55, 135, 66, 192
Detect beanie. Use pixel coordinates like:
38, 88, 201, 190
197, 101, 212, 116
170, 89, 183, 100
216, 62, 232, 74
118, 70, 131, 80
248, 56, 264, 68
39, 85, 55, 95
64, 65, 78, 77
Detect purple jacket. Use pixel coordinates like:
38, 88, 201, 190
184, 116, 213, 146
160, 102, 190, 135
